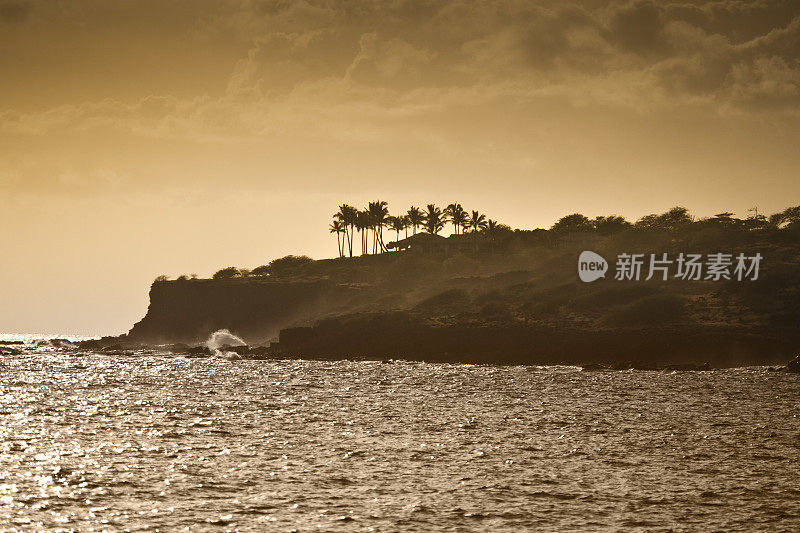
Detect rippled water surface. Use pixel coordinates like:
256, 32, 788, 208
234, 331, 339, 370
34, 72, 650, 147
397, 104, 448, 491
1, 336, 799, 531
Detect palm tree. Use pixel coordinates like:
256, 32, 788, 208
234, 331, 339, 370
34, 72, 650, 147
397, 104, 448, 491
423, 204, 444, 234
386, 215, 408, 246
467, 210, 488, 252
467, 210, 487, 233
368, 201, 389, 253
329, 219, 345, 257
335, 204, 358, 257
454, 206, 469, 234
407, 206, 424, 235
444, 203, 456, 233
444, 203, 467, 234
355, 210, 370, 255
485, 219, 498, 254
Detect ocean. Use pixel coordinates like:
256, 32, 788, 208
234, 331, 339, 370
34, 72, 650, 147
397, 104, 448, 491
1, 335, 798, 531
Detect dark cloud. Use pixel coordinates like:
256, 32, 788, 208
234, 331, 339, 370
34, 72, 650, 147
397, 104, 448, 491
0, 0, 31, 24
743, 14, 800, 59
666, 0, 800, 43
2, 0, 798, 127
517, 4, 605, 70
606, 0, 669, 56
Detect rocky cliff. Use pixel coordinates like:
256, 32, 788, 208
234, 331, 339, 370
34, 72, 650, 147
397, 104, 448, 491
277, 313, 796, 366
126, 278, 364, 344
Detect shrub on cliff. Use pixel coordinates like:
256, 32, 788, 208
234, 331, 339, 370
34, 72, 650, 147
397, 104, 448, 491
266, 255, 313, 277
251, 265, 270, 277
213, 266, 242, 280
551, 213, 593, 234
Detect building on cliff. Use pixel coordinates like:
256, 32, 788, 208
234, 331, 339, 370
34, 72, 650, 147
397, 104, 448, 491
387, 233, 490, 254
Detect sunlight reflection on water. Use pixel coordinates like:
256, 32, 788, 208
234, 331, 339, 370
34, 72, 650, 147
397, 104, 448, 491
0, 339, 798, 531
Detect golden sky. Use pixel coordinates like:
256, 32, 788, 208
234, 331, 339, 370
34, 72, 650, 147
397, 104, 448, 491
1, 0, 799, 334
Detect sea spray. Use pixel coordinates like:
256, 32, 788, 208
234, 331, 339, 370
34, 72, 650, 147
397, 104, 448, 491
206, 329, 247, 359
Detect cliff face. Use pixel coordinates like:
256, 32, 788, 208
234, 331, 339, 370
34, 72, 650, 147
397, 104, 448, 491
126, 279, 361, 344
278, 313, 797, 366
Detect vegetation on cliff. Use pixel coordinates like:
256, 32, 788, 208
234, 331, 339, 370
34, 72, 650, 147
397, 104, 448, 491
153, 204, 800, 284
325, 202, 799, 259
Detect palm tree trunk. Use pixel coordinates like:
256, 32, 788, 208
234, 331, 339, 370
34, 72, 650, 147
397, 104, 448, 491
347, 226, 353, 257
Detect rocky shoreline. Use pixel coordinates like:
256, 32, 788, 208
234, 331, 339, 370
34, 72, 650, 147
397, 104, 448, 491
5, 335, 797, 372
70, 336, 800, 373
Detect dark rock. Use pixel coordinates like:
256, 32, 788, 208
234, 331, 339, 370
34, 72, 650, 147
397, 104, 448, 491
220, 344, 249, 355
787, 356, 800, 373
77, 335, 129, 351
101, 344, 125, 352
663, 362, 712, 371
276, 313, 796, 367
49, 339, 75, 348
581, 363, 610, 371
187, 346, 211, 357
77, 339, 102, 350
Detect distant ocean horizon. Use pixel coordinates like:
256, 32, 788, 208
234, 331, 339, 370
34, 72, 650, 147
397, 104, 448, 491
0, 332, 100, 342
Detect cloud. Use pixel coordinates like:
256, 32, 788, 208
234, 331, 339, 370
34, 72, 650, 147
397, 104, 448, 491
204, 0, 800, 113
1, 0, 799, 148
727, 56, 800, 111
665, 0, 800, 43
0, 0, 31, 24
606, 0, 669, 56
345, 33, 432, 87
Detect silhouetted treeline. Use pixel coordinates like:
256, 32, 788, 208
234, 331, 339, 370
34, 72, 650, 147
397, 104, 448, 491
154, 204, 800, 284
330, 203, 800, 257
330, 202, 505, 257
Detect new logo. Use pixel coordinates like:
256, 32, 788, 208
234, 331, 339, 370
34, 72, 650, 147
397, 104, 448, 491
578, 251, 608, 282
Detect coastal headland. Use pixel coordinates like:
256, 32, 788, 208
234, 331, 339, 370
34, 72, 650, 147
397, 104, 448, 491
86, 206, 800, 367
